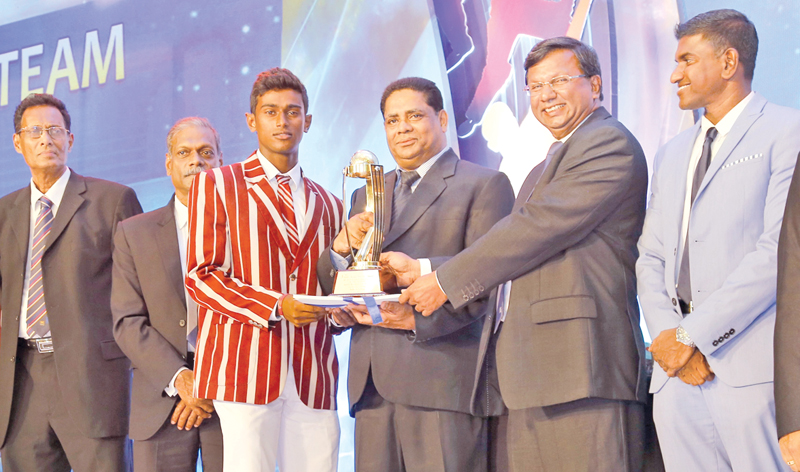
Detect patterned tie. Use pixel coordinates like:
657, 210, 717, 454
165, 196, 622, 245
276, 174, 300, 255
677, 127, 719, 305
391, 169, 420, 227
26, 196, 54, 337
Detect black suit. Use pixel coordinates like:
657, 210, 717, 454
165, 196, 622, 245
112, 197, 223, 472
0, 171, 142, 471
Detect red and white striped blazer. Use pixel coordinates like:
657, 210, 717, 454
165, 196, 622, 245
186, 153, 343, 409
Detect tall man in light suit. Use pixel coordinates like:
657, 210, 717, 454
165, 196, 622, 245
398, 38, 649, 471
636, 9, 800, 471
186, 68, 344, 472
112, 117, 224, 472
0, 93, 142, 471
317, 77, 515, 471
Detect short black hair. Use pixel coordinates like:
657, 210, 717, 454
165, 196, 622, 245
250, 68, 309, 113
380, 77, 444, 117
675, 9, 758, 81
14, 94, 71, 133
524, 37, 603, 101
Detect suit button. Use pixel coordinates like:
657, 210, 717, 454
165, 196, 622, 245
10, 357, 15, 362
290, 274, 297, 281
671, 298, 677, 306
674, 248, 677, 256
179, 320, 186, 327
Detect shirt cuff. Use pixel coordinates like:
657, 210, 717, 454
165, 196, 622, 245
270, 296, 285, 322
418, 258, 432, 276
330, 248, 351, 271
165, 367, 190, 397
433, 270, 445, 295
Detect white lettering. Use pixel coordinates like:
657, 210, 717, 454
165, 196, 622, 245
46, 37, 80, 94
82, 23, 124, 87
0, 50, 19, 106
21, 44, 44, 98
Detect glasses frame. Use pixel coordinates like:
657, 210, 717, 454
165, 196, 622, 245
524, 74, 588, 95
17, 125, 70, 140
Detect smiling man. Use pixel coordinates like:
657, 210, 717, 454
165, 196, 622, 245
317, 77, 514, 471
636, 9, 800, 471
112, 117, 224, 472
184, 68, 344, 472
0, 93, 142, 471
395, 38, 649, 471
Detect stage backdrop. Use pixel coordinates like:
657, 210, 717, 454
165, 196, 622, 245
1, 1, 799, 470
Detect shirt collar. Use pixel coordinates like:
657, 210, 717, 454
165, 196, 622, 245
256, 149, 303, 189
559, 111, 595, 144
30, 167, 71, 213
173, 197, 189, 230
700, 91, 754, 138
397, 146, 449, 180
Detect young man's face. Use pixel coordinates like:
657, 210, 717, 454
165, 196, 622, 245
246, 89, 312, 159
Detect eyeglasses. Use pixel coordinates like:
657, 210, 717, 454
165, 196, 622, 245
17, 126, 69, 139
524, 75, 588, 95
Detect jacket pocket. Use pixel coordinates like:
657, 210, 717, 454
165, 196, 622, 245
530, 295, 597, 324
100, 340, 126, 360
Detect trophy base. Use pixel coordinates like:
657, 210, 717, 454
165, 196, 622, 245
332, 268, 384, 296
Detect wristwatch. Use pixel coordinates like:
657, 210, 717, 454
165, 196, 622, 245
676, 325, 695, 348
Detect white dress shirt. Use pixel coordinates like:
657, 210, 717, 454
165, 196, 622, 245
19, 168, 71, 339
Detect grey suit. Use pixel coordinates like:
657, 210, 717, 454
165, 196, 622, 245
112, 197, 222, 472
318, 149, 515, 471
0, 171, 142, 471
436, 108, 648, 471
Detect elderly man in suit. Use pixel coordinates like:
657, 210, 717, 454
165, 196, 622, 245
0, 93, 142, 471
397, 38, 649, 471
636, 9, 800, 471
185, 68, 344, 472
317, 77, 514, 471
112, 117, 224, 471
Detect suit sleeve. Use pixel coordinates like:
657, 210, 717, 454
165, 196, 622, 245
636, 149, 684, 340
185, 171, 282, 327
776, 154, 800, 438
113, 187, 143, 238
680, 128, 800, 355
438, 125, 645, 311
413, 171, 514, 342
112, 221, 187, 391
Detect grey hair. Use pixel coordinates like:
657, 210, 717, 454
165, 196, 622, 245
166, 117, 221, 156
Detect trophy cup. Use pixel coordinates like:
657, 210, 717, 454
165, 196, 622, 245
332, 150, 386, 295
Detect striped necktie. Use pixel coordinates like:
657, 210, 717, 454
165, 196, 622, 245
391, 169, 420, 227
26, 196, 54, 338
276, 175, 300, 255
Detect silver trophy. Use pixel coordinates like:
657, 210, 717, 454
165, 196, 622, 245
332, 150, 386, 295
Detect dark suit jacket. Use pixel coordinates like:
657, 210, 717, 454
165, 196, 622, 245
437, 108, 649, 410
111, 197, 195, 440
0, 171, 142, 445
318, 149, 515, 416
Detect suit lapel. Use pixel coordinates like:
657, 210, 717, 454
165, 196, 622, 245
383, 149, 457, 247
242, 154, 294, 262
46, 172, 85, 252
9, 188, 31, 260
695, 93, 766, 201
383, 170, 396, 231
155, 198, 186, 311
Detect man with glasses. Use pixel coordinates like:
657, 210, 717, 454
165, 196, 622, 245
0, 93, 142, 471
395, 37, 649, 471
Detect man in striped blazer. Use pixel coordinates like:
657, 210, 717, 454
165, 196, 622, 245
185, 68, 344, 472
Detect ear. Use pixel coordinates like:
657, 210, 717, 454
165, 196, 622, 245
590, 75, 602, 100
720, 48, 740, 80
67, 132, 74, 152
438, 109, 448, 133
12, 132, 22, 154
304, 114, 312, 133
245, 112, 257, 132
165, 153, 173, 177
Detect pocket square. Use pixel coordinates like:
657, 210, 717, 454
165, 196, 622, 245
720, 153, 763, 170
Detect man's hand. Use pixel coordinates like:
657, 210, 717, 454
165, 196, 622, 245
780, 430, 800, 472
327, 307, 358, 327
648, 328, 695, 376
282, 295, 327, 327
332, 212, 374, 256
398, 272, 447, 317
379, 252, 421, 290
171, 369, 214, 430
342, 303, 416, 331
676, 349, 715, 386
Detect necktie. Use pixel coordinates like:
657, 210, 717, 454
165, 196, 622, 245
26, 196, 54, 337
391, 169, 420, 226
516, 141, 563, 207
276, 175, 299, 255
677, 127, 719, 305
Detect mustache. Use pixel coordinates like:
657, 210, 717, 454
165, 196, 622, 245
183, 167, 205, 178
